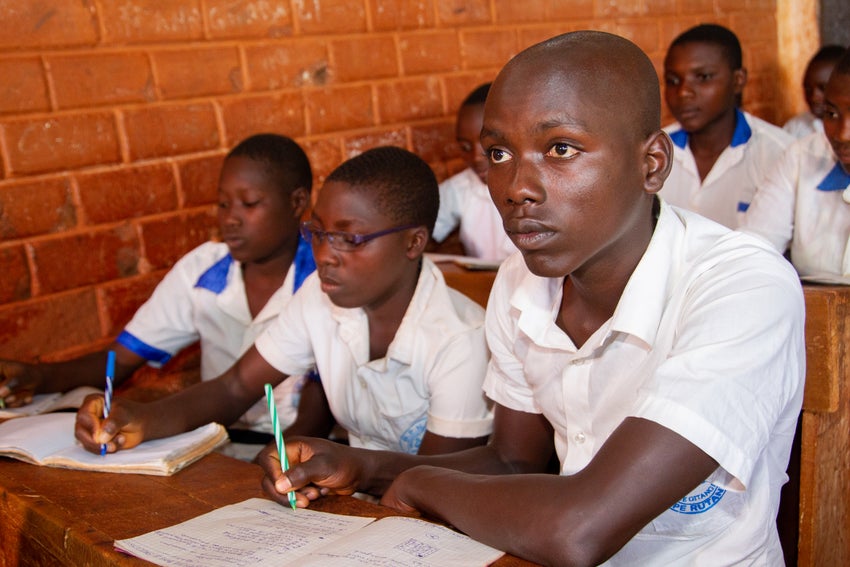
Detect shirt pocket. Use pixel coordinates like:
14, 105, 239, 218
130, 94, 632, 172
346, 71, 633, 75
641, 481, 744, 538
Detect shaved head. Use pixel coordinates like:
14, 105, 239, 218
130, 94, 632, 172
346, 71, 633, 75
493, 31, 662, 140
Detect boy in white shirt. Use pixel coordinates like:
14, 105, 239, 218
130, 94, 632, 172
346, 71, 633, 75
743, 48, 850, 279
75, 146, 493, 457
660, 23, 792, 229
431, 83, 516, 262
783, 45, 846, 139
260, 31, 805, 566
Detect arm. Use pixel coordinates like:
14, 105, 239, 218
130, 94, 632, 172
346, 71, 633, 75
283, 378, 335, 439
259, 403, 554, 507
0, 344, 145, 407
384, 416, 718, 567
740, 141, 798, 253
74, 346, 286, 453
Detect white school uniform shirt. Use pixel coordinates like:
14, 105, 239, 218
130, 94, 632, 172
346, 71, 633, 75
483, 203, 805, 565
255, 257, 494, 453
783, 110, 823, 139
432, 167, 517, 262
660, 109, 793, 229
741, 131, 850, 278
118, 239, 316, 433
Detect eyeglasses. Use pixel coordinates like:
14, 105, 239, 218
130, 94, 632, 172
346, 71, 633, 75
300, 221, 418, 252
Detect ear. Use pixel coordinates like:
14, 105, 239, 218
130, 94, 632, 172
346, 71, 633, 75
642, 130, 673, 195
733, 67, 747, 95
289, 187, 309, 218
405, 226, 430, 260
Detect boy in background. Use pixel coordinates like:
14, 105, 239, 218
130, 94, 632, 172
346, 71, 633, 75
743, 48, 850, 280
784, 45, 846, 139
431, 83, 516, 262
75, 146, 493, 457
1, 134, 315, 456
660, 23, 793, 229
261, 31, 805, 566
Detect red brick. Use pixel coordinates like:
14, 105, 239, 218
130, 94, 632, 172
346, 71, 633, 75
301, 138, 344, 190
597, 0, 643, 17
205, 0, 294, 39
461, 29, 517, 70
0, 57, 49, 115
399, 31, 461, 75
220, 92, 306, 149
99, 0, 204, 44
76, 163, 178, 224
305, 84, 374, 135
0, 290, 102, 360
3, 113, 121, 175
0, 243, 31, 304
245, 40, 329, 91
178, 153, 226, 208
331, 36, 399, 82
31, 225, 141, 294
0, 177, 76, 239
371, 0, 435, 30
48, 52, 154, 110
153, 47, 243, 100
520, 26, 585, 51
343, 129, 408, 159
546, 0, 594, 19
733, 13, 776, 45
293, 0, 367, 34
436, 0, 491, 25
410, 120, 456, 162
97, 271, 165, 336
0, 1, 98, 50
644, 0, 677, 16
376, 77, 442, 124
443, 73, 495, 115
140, 209, 217, 270
493, 0, 545, 22
123, 102, 220, 160
616, 21, 661, 55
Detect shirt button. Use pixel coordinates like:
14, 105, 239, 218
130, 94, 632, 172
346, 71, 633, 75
574, 432, 586, 444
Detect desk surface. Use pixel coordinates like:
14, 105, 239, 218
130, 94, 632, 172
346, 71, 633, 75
0, 453, 536, 566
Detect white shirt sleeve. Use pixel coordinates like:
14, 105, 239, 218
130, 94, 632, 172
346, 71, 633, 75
740, 142, 798, 253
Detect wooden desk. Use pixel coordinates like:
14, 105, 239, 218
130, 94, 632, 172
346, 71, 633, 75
0, 453, 536, 566
437, 261, 497, 308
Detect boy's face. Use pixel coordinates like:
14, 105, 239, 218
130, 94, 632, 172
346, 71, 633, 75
664, 42, 745, 134
481, 54, 661, 279
456, 103, 488, 183
217, 155, 303, 265
823, 72, 850, 173
308, 180, 419, 309
804, 59, 837, 118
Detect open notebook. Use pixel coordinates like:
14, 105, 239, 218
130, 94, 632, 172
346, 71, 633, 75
115, 497, 505, 566
0, 386, 103, 419
0, 413, 228, 476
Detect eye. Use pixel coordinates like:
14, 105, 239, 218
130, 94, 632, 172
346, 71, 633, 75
335, 232, 361, 247
546, 142, 579, 159
458, 141, 474, 153
242, 199, 260, 208
664, 75, 680, 86
823, 108, 839, 121
488, 147, 512, 164
697, 73, 713, 82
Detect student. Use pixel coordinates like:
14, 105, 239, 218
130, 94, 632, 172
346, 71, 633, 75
74, 146, 493, 457
259, 31, 806, 566
742, 48, 850, 279
0, 134, 315, 443
783, 45, 847, 139
660, 23, 793, 229
431, 83, 516, 262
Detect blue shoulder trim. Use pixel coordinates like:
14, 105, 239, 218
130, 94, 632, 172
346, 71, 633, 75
669, 128, 688, 149
737, 201, 750, 212
293, 235, 316, 292
730, 109, 752, 148
194, 254, 233, 293
116, 331, 172, 364
817, 163, 850, 191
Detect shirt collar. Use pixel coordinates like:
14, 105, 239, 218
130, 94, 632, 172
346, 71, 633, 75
816, 162, 850, 191
669, 108, 752, 149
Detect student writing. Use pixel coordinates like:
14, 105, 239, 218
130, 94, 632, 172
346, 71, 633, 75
74, 146, 493, 457
260, 31, 805, 566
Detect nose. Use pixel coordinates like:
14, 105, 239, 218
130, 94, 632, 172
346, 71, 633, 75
218, 203, 241, 228
491, 156, 544, 208
312, 237, 340, 266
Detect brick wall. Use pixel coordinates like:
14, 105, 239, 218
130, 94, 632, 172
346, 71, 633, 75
0, 0, 784, 363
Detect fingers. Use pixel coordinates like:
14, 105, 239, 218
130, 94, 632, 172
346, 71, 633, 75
74, 395, 141, 454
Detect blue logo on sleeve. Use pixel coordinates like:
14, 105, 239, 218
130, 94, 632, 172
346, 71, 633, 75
670, 482, 726, 514
399, 416, 427, 454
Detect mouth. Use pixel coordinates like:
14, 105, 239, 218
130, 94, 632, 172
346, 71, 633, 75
318, 272, 343, 294
505, 219, 556, 250
676, 107, 700, 122
222, 234, 244, 248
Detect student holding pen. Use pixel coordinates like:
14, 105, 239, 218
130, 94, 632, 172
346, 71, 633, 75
258, 31, 805, 565
74, 146, 493, 459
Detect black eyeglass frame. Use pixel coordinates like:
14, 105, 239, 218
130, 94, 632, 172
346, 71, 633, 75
300, 221, 419, 251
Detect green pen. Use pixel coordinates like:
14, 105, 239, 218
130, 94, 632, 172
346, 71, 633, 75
265, 383, 297, 511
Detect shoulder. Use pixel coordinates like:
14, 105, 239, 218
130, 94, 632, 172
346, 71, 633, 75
420, 258, 485, 327
743, 112, 794, 149
439, 167, 481, 193
164, 241, 232, 283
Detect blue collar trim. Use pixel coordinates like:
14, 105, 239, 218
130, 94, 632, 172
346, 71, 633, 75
194, 254, 232, 293
669, 108, 751, 149
293, 235, 316, 292
817, 163, 850, 191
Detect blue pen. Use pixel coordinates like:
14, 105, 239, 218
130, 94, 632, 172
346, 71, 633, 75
100, 351, 115, 456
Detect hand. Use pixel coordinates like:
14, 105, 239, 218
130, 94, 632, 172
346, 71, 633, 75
0, 360, 41, 408
259, 437, 363, 507
74, 394, 148, 454
380, 466, 441, 515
